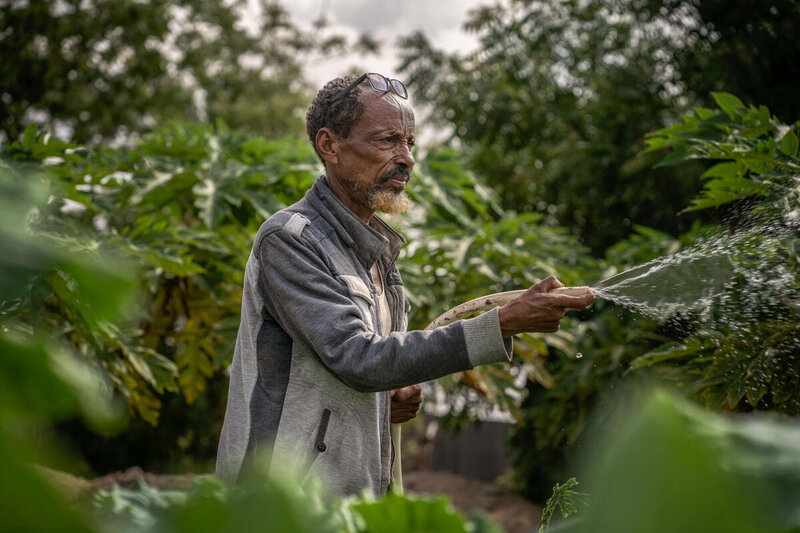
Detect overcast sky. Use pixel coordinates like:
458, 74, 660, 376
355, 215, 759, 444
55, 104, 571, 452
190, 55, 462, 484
277, 0, 486, 89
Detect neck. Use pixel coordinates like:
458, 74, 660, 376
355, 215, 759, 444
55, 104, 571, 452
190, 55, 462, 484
324, 174, 374, 224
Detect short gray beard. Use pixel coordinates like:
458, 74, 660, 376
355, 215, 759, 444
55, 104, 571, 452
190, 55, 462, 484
366, 187, 412, 215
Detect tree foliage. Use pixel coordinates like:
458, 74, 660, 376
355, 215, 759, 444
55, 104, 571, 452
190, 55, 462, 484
664, 0, 800, 122
398, 0, 705, 253
398, 0, 800, 253
0, 0, 377, 145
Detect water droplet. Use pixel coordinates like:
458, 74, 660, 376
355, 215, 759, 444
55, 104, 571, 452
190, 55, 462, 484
576, 352, 583, 359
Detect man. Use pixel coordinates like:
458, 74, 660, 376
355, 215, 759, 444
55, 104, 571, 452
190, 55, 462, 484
216, 73, 594, 497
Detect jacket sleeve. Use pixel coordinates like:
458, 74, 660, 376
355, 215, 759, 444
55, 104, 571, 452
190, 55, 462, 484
256, 227, 511, 393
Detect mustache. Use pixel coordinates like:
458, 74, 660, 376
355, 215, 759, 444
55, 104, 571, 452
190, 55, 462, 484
379, 167, 412, 184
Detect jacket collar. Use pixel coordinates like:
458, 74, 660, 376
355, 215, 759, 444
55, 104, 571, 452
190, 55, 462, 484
308, 176, 406, 268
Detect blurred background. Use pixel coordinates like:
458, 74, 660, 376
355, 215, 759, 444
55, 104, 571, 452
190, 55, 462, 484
1, 1, 799, 531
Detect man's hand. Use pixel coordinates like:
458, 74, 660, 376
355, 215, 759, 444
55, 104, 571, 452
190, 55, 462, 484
497, 275, 594, 338
391, 384, 422, 424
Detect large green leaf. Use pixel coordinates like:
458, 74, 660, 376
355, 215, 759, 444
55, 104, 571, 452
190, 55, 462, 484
0, 427, 95, 533
555, 392, 800, 533
352, 492, 469, 533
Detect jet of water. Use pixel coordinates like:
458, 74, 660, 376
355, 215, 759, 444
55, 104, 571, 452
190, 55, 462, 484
591, 251, 737, 320
586, 219, 798, 326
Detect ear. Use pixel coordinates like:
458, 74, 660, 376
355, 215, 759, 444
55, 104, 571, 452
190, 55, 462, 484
315, 127, 340, 166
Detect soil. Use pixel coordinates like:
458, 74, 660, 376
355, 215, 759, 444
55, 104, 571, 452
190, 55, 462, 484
404, 470, 542, 533
39, 466, 541, 533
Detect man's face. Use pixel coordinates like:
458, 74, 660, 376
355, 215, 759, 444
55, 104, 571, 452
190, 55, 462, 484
326, 89, 416, 220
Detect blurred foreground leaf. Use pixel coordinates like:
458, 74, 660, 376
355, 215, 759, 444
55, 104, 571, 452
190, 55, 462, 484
555, 391, 800, 533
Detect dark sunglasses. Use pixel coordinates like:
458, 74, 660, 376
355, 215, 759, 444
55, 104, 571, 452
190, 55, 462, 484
331, 73, 408, 104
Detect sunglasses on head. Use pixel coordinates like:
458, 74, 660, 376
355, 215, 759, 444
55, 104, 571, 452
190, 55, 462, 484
331, 73, 408, 104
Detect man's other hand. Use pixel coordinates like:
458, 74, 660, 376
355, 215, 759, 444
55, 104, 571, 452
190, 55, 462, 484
498, 275, 594, 338
390, 384, 422, 423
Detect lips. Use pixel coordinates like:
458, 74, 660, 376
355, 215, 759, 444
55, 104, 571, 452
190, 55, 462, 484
381, 168, 411, 189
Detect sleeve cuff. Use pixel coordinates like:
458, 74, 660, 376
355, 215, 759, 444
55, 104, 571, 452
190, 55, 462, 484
462, 307, 513, 367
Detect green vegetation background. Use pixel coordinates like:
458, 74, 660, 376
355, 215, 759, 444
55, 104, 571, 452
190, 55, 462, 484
1, 0, 799, 528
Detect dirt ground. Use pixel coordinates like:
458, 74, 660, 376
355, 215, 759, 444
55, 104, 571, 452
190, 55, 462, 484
40, 466, 541, 533
404, 470, 542, 533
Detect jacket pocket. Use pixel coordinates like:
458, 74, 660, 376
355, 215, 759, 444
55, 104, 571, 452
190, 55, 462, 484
300, 408, 332, 484
338, 274, 375, 332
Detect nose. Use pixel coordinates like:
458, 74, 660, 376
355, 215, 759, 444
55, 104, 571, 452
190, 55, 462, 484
395, 142, 414, 169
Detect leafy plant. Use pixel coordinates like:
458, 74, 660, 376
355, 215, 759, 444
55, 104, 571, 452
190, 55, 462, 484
0, 155, 132, 532
396, 147, 599, 424
557, 391, 800, 533
3, 123, 319, 427
1, 142, 507, 533
3, 120, 602, 472
632, 94, 800, 413
538, 477, 589, 532
509, 94, 800, 499
88, 476, 506, 533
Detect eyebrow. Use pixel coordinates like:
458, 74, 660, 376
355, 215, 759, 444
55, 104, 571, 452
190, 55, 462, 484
367, 128, 413, 139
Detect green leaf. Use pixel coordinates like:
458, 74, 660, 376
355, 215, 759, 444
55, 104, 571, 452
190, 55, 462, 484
193, 178, 232, 229
61, 258, 136, 325
758, 105, 771, 125
539, 477, 589, 531
353, 492, 469, 533
712, 92, 745, 118
22, 123, 38, 150
780, 129, 799, 157
123, 347, 158, 388
741, 158, 773, 174
644, 137, 672, 152
701, 162, 741, 180
653, 146, 690, 168
0, 427, 96, 532
694, 108, 716, 120
685, 177, 766, 211
125, 243, 204, 276
630, 342, 700, 368
576, 392, 800, 532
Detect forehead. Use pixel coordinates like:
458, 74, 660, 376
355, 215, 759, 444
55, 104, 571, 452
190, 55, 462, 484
355, 91, 415, 134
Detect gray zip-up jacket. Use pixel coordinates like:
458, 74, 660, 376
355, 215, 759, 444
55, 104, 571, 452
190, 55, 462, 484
216, 177, 512, 496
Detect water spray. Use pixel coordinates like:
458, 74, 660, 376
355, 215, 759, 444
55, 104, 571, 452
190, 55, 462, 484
425, 251, 737, 330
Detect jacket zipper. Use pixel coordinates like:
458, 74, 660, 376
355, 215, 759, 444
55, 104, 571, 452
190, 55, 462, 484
300, 408, 331, 482
314, 408, 331, 453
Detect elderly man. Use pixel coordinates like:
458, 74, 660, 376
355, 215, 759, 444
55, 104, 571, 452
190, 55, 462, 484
216, 73, 593, 496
